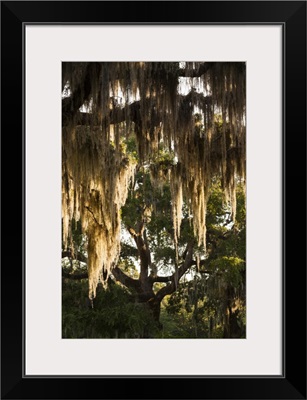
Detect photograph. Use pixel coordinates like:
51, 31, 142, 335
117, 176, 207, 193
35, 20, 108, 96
61, 61, 246, 339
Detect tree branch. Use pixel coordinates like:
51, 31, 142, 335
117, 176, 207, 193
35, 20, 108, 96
178, 62, 245, 78
178, 63, 214, 78
151, 275, 173, 283
120, 243, 139, 258
155, 243, 194, 302
112, 267, 141, 292
62, 270, 88, 280
62, 250, 87, 264
127, 224, 150, 281
65, 92, 213, 128
62, 62, 102, 124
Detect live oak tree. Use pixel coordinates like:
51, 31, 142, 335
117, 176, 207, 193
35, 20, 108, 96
62, 62, 246, 337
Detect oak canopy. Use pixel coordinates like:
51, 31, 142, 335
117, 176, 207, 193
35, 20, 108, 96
62, 62, 246, 299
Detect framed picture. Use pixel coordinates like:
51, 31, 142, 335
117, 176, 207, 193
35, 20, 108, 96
1, 1, 306, 399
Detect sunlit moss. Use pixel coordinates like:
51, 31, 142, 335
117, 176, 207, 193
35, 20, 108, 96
62, 62, 246, 299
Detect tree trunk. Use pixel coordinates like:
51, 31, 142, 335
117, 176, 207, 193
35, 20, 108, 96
147, 298, 163, 330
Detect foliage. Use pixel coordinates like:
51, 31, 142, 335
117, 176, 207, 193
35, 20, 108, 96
163, 180, 246, 338
62, 280, 158, 338
62, 178, 246, 338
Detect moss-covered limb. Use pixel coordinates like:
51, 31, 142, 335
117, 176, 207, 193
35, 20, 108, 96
62, 262, 141, 293
62, 62, 102, 121
178, 61, 244, 79
65, 92, 213, 128
178, 62, 214, 78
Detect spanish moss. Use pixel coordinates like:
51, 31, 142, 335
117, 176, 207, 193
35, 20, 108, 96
62, 62, 246, 298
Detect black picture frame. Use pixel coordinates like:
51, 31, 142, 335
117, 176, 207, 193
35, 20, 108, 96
1, 1, 306, 399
